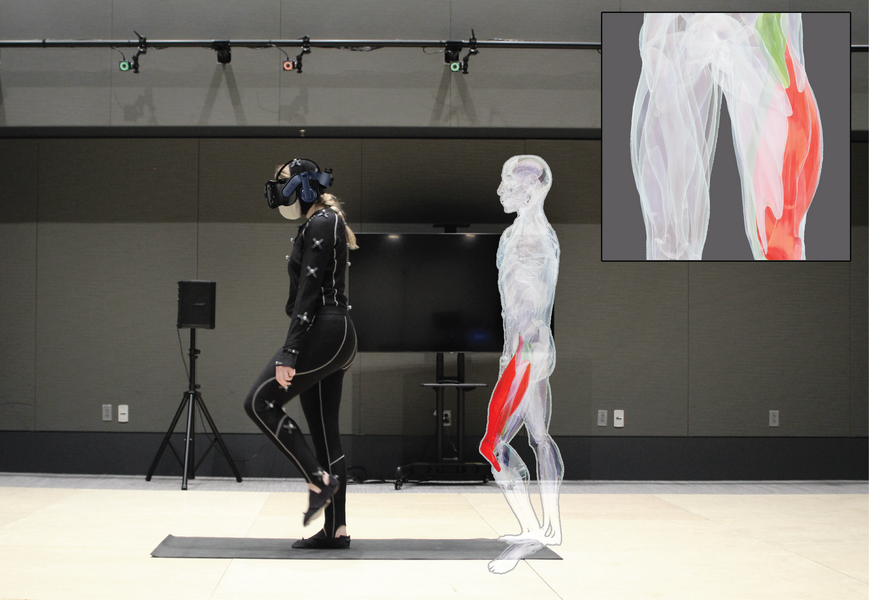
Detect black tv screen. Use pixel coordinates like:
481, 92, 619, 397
349, 233, 503, 352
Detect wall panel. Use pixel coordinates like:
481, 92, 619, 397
360, 138, 524, 224
446, 51, 600, 129
283, 0, 450, 39
0, 0, 112, 37
110, 57, 280, 128
0, 140, 38, 430
526, 140, 601, 224
34, 223, 197, 431
277, 50, 466, 127
0, 223, 37, 431
0, 0, 113, 127
790, 0, 869, 43
355, 351, 499, 439
196, 222, 315, 435
852, 53, 868, 131
450, 0, 608, 128
452, 0, 615, 43
688, 263, 851, 436
0, 139, 38, 222
38, 139, 199, 222
552, 224, 690, 437
851, 226, 868, 436
853, 143, 868, 226
110, 0, 281, 127
356, 352, 428, 435
0, 50, 113, 127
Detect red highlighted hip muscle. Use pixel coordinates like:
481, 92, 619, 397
480, 335, 532, 472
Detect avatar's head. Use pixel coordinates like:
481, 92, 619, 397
497, 155, 552, 214
264, 158, 334, 220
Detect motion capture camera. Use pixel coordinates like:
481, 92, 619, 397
264, 158, 334, 209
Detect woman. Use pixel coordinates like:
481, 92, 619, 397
245, 158, 358, 549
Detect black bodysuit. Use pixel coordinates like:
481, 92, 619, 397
244, 207, 356, 536
278, 208, 351, 369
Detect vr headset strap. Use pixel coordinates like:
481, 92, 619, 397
281, 171, 333, 199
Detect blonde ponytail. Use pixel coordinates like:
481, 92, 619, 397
317, 193, 358, 250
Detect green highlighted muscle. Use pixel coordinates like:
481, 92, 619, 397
756, 13, 789, 88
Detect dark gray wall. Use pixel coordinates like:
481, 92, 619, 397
0, 1, 866, 129
0, 137, 866, 441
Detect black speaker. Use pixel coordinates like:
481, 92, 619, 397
177, 280, 216, 329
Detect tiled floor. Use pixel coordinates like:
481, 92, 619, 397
0, 474, 866, 600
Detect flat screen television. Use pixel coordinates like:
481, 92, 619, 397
349, 233, 503, 352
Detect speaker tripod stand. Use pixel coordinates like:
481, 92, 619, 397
146, 328, 242, 490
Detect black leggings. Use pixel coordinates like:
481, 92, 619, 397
243, 307, 356, 536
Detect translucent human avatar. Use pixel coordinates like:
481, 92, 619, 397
630, 13, 823, 260
479, 155, 563, 574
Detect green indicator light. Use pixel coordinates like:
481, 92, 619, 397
450, 62, 461, 72
119, 61, 130, 72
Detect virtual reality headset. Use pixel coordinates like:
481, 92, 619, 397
264, 158, 334, 210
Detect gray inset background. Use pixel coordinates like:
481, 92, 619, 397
602, 12, 851, 261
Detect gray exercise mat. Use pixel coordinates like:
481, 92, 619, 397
152, 535, 562, 560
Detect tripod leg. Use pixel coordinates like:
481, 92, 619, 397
196, 393, 243, 482
188, 393, 196, 482
146, 394, 189, 481
181, 391, 195, 491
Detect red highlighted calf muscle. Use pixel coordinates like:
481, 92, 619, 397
480, 336, 532, 472
758, 43, 822, 260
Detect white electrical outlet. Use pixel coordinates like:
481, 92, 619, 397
432, 409, 452, 426
613, 410, 625, 428
102, 404, 112, 421
769, 410, 779, 427
118, 405, 129, 423
597, 410, 608, 426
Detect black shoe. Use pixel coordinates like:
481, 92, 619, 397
302, 470, 339, 526
291, 529, 351, 549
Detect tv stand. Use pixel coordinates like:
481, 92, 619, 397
394, 352, 490, 489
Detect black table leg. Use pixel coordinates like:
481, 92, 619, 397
436, 386, 444, 462
457, 388, 465, 462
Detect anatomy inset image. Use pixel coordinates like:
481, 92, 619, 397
630, 13, 823, 260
